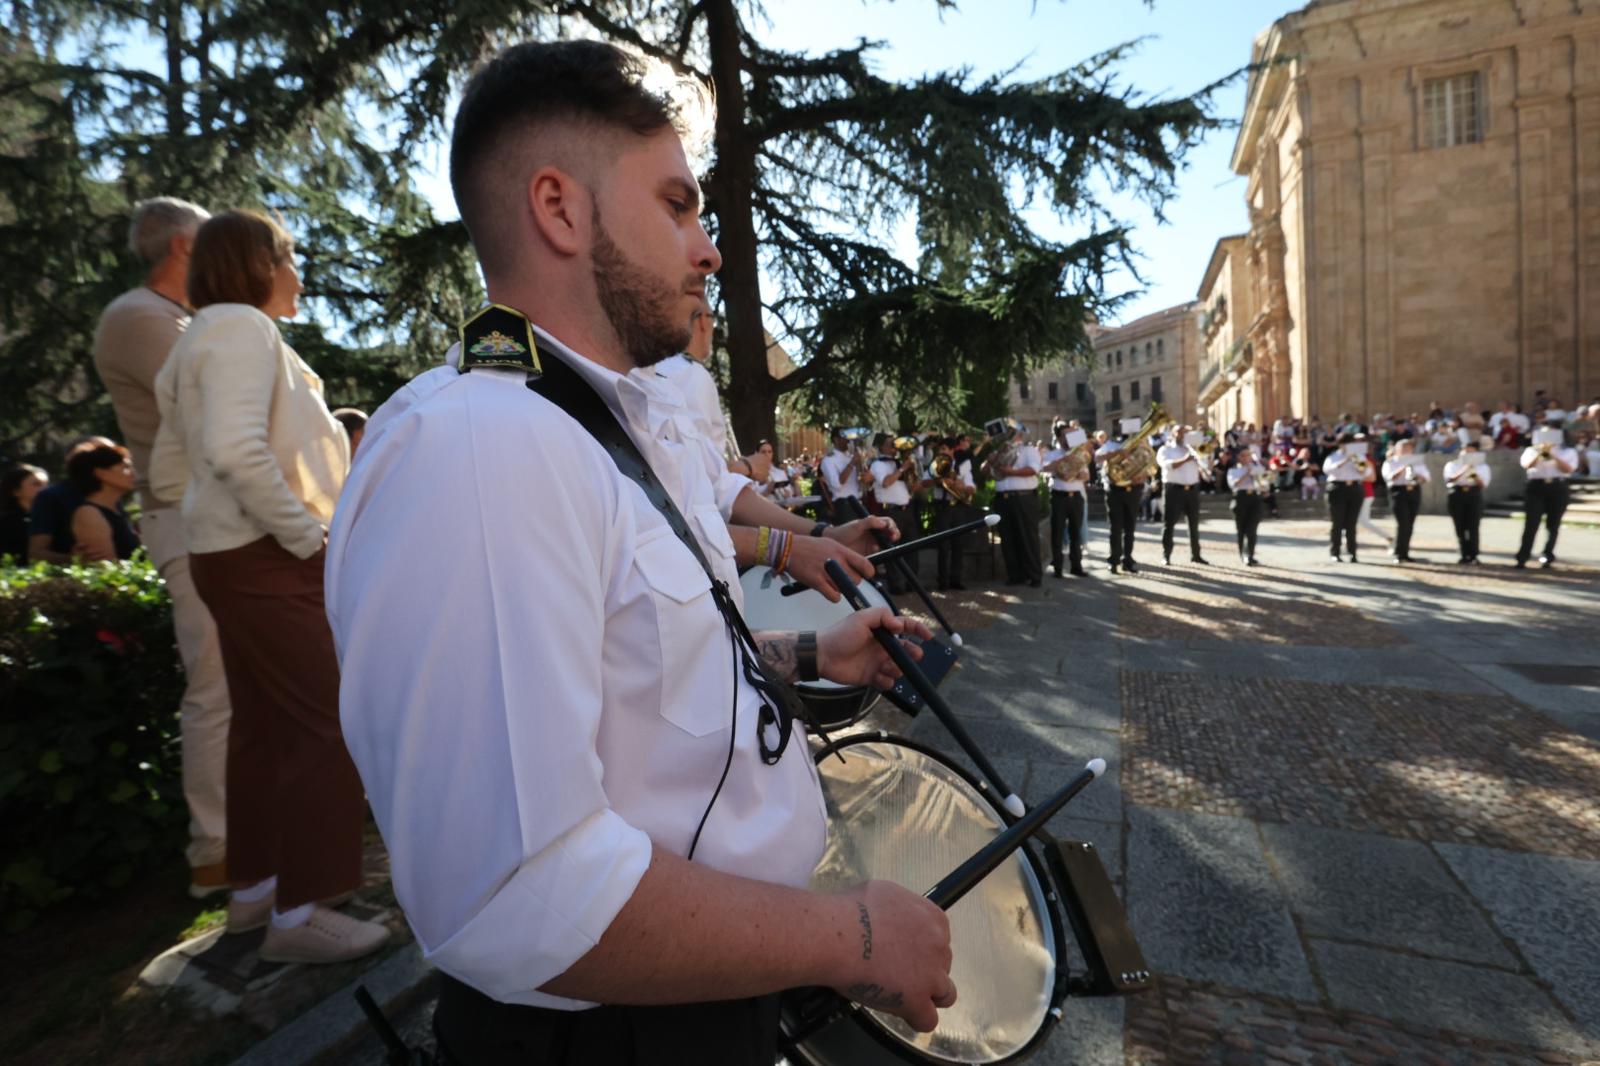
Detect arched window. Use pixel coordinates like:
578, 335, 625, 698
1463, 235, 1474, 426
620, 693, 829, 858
1157, 338, 1164, 357
1116, 350, 1123, 367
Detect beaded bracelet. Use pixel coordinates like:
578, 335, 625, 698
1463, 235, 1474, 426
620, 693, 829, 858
775, 530, 795, 574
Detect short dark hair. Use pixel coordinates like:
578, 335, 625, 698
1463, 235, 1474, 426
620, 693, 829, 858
189, 209, 293, 309
873, 432, 891, 449
66, 445, 129, 495
2, 464, 45, 517
449, 40, 713, 275
331, 407, 368, 435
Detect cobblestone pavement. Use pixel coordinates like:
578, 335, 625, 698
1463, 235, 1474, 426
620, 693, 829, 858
341, 513, 1600, 1066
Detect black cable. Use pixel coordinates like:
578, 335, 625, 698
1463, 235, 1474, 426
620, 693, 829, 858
687, 629, 740, 862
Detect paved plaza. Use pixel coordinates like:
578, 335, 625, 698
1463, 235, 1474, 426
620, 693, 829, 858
335, 511, 1600, 1066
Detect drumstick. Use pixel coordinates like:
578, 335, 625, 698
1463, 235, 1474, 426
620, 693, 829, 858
842, 496, 963, 647
778, 514, 1000, 598
925, 758, 1105, 911
824, 559, 1026, 818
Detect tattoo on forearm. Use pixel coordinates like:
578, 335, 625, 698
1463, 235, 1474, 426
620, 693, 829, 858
844, 982, 904, 1010
754, 630, 799, 683
857, 902, 873, 960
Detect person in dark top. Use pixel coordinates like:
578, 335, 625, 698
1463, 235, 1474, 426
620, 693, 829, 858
2, 463, 48, 561
28, 436, 115, 562
66, 444, 141, 561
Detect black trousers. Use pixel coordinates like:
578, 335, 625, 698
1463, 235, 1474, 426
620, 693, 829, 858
1517, 480, 1570, 561
997, 490, 1042, 583
1231, 491, 1263, 558
1049, 490, 1085, 573
1327, 482, 1363, 556
1106, 485, 1140, 566
828, 494, 860, 525
933, 499, 967, 585
1161, 483, 1202, 560
433, 974, 780, 1066
1390, 485, 1422, 558
879, 503, 919, 591
1449, 488, 1485, 560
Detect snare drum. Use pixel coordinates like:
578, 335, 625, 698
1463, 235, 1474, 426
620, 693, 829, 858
783, 734, 1068, 1065
738, 568, 890, 729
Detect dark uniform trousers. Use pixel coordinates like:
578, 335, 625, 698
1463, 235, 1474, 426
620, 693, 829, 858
1389, 484, 1422, 558
1105, 484, 1141, 566
827, 493, 860, 526
1326, 482, 1363, 556
434, 974, 779, 1066
1517, 479, 1570, 562
933, 498, 967, 586
998, 489, 1043, 583
1161, 483, 1202, 560
879, 503, 919, 592
1231, 490, 1263, 559
1049, 490, 1085, 574
1448, 486, 1485, 560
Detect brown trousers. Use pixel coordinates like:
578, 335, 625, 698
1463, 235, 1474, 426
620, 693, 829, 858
189, 535, 363, 906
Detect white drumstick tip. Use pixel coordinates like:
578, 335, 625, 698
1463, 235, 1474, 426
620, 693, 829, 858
951, 632, 964, 647
1086, 758, 1107, 778
984, 513, 1001, 526
1003, 793, 1026, 817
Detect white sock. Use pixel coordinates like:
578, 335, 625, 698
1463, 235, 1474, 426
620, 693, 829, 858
270, 902, 315, 930
233, 876, 277, 903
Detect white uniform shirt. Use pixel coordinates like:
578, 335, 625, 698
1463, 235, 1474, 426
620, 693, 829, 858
1094, 440, 1124, 490
927, 457, 974, 501
819, 448, 860, 500
1227, 462, 1269, 492
1443, 456, 1492, 488
1521, 445, 1579, 481
1381, 456, 1430, 487
995, 443, 1041, 493
653, 354, 729, 461
328, 331, 826, 1010
1156, 443, 1203, 486
1041, 447, 1086, 493
1323, 448, 1370, 483
870, 455, 912, 507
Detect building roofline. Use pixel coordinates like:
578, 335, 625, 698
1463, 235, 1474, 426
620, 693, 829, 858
1090, 300, 1201, 345
1197, 234, 1249, 300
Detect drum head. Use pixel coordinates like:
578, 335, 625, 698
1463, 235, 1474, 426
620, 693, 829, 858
810, 736, 1061, 1064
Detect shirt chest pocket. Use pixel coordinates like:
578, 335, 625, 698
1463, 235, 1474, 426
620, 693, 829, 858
633, 528, 732, 738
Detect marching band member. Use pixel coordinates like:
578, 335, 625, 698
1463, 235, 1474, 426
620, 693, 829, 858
329, 41, 953, 1064
927, 435, 975, 590
989, 422, 1043, 587
1443, 439, 1491, 564
1381, 439, 1429, 563
1155, 424, 1209, 566
1226, 446, 1269, 566
1042, 421, 1088, 578
1515, 419, 1579, 569
870, 432, 920, 594
1322, 432, 1375, 562
1095, 419, 1145, 574
819, 426, 871, 523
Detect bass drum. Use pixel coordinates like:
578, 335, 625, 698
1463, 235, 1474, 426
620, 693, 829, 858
738, 567, 889, 730
783, 734, 1068, 1065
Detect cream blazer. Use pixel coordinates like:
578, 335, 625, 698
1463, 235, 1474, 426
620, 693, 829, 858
151, 304, 348, 559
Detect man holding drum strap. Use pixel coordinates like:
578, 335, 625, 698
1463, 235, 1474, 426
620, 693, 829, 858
328, 41, 954, 1066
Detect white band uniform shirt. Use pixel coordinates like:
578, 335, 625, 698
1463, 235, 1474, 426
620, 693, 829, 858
1041, 448, 1085, 494
1522, 446, 1579, 480
995, 443, 1041, 493
1443, 456, 1493, 489
326, 328, 826, 1011
1227, 462, 1269, 493
150, 303, 349, 558
1094, 440, 1125, 489
927, 457, 975, 501
653, 353, 733, 467
870, 456, 913, 507
1322, 448, 1370, 484
1155, 443, 1203, 486
819, 448, 860, 501
1382, 456, 1431, 487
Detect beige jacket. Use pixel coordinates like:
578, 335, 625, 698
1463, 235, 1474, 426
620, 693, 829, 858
151, 304, 348, 559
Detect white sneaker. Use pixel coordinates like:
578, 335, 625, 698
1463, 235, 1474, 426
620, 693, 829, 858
258, 905, 391, 964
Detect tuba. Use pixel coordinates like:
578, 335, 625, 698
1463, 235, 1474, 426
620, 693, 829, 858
1106, 402, 1173, 487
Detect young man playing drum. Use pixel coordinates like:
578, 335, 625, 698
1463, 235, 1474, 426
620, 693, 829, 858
327, 40, 955, 1066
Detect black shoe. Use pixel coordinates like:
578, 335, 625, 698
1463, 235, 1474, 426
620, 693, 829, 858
1163, 554, 1172, 566
1191, 556, 1209, 565
1247, 557, 1261, 567
1347, 555, 1358, 563
936, 581, 949, 591
1110, 563, 1120, 574
1470, 556, 1483, 565
1514, 558, 1528, 569
1539, 555, 1555, 569
949, 582, 968, 591
1028, 578, 1042, 588
1070, 566, 1087, 577
1052, 568, 1064, 579
1457, 556, 1471, 565
1124, 560, 1140, 574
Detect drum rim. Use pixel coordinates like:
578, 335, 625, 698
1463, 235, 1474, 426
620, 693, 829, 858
809, 730, 1072, 1064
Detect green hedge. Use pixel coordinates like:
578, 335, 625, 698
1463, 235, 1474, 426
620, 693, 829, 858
0, 557, 187, 930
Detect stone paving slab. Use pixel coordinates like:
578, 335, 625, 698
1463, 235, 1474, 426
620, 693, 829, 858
1309, 938, 1597, 1056
1126, 807, 1316, 1000
1128, 642, 1494, 693
943, 674, 1122, 732
1258, 823, 1516, 967
1437, 843, 1600, 1034
1029, 996, 1124, 1066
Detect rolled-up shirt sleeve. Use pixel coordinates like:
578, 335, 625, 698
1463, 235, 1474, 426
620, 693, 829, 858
327, 368, 651, 1007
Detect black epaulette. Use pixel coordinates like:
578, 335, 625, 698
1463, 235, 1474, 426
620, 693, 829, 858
458, 304, 542, 376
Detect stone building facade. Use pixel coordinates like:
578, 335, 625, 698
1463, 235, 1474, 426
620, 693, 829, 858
1218, 0, 1599, 426
1089, 302, 1202, 431
1007, 358, 1098, 437
1197, 235, 1259, 428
